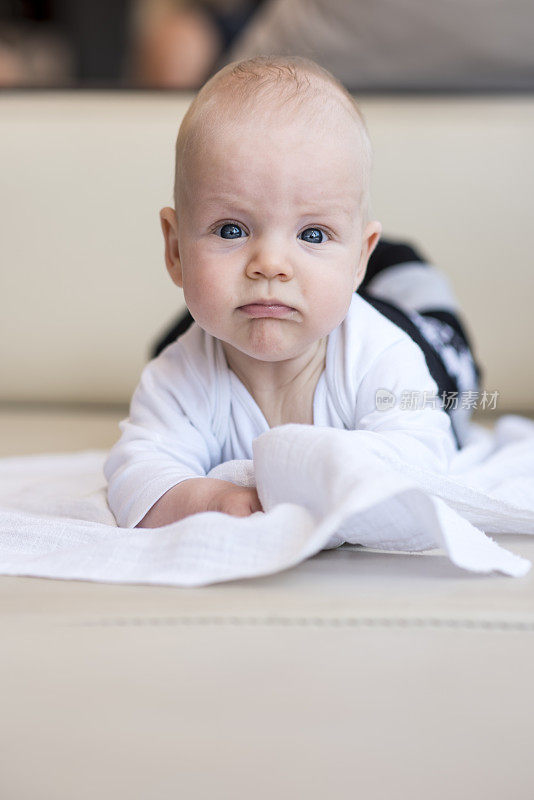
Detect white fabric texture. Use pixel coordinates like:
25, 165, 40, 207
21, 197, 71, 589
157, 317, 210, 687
0, 414, 533, 585
104, 293, 458, 528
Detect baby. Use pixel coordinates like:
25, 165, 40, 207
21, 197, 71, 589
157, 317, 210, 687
104, 55, 458, 528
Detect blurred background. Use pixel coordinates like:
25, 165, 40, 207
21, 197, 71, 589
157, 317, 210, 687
2, 0, 534, 91
1, 0, 533, 455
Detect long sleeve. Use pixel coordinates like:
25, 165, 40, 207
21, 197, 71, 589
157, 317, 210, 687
351, 336, 457, 473
104, 342, 223, 528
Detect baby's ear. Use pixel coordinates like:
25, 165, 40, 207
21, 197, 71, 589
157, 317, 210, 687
160, 207, 183, 288
354, 220, 382, 289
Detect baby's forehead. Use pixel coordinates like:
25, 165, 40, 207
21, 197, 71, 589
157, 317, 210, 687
185, 126, 364, 224
188, 99, 367, 179
191, 111, 363, 193
176, 66, 372, 215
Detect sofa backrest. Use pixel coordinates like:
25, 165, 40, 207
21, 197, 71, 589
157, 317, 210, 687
1, 92, 533, 411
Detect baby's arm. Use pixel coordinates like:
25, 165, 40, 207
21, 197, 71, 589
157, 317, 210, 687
104, 344, 261, 527
136, 478, 261, 528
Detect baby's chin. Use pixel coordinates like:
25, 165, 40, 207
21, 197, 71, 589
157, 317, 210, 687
223, 330, 325, 366
226, 339, 294, 364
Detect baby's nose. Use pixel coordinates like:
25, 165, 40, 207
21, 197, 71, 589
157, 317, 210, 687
245, 244, 293, 280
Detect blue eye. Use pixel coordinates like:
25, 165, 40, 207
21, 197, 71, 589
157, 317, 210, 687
219, 223, 245, 239
300, 227, 327, 244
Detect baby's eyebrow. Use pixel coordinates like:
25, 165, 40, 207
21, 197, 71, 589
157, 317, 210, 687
199, 193, 357, 222
296, 202, 357, 223
301, 202, 352, 216
201, 194, 249, 214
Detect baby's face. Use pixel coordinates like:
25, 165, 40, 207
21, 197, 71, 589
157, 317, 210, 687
163, 111, 380, 364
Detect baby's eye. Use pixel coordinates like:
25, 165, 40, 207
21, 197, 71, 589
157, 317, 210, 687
218, 223, 246, 239
299, 227, 327, 244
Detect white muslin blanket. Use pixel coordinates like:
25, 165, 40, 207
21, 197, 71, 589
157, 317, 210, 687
0, 415, 533, 585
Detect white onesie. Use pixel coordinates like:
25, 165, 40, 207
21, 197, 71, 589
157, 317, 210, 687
104, 293, 457, 527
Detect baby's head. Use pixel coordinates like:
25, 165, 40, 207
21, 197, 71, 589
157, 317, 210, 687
160, 55, 381, 365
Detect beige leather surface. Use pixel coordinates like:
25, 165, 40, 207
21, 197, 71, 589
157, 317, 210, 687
1, 410, 533, 798
0, 405, 127, 457
1, 93, 533, 410
2, 542, 533, 800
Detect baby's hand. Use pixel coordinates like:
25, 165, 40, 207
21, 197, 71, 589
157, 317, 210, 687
136, 477, 262, 527
205, 482, 263, 518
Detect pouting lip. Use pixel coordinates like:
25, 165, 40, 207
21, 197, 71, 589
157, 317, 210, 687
238, 299, 296, 309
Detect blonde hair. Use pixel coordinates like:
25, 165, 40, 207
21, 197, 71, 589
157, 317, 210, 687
173, 55, 373, 219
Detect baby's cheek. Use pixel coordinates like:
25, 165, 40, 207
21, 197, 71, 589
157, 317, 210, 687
182, 270, 230, 324
183, 264, 212, 299
310, 280, 354, 330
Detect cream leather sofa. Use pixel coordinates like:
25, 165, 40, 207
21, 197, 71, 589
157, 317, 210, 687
1, 92, 533, 800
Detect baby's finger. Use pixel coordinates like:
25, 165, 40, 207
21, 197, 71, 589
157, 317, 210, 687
250, 491, 263, 513
227, 502, 255, 517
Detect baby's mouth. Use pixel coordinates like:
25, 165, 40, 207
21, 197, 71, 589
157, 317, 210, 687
238, 302, 296, 318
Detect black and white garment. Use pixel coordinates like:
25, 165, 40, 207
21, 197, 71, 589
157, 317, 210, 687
152, 239, 482, 449
359, 241, 482, 447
